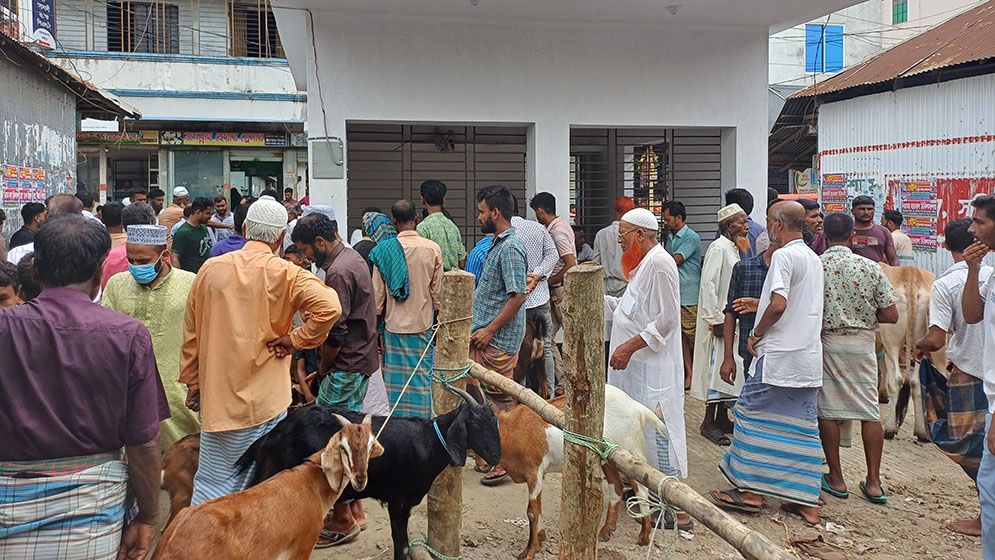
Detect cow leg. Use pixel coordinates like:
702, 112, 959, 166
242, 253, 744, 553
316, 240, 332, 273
519, 472, 546, 560
878, 350, 902, 438
598, 465, 624, 542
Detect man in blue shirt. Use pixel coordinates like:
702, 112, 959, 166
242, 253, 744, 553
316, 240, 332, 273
663, 201, 701, 390
469, 184, 527, 486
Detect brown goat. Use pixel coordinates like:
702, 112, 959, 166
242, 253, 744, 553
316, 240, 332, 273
161, 433, 200, 529
153, 414, 383, 560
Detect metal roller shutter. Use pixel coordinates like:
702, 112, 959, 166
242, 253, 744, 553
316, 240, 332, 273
346, 124, 527, 248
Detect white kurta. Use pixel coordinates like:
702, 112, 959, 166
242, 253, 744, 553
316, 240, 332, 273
690, 235, 745, 402
605, 244, 688, 477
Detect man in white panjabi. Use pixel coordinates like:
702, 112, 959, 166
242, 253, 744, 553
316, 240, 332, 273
605, 207, 691, 530
691, 203, 750, 446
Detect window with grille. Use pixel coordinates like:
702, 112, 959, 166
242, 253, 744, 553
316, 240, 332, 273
0, 0, 17, 39
107, 1, 179, 54
893, 0, 908, 24
229, 0, 283, 58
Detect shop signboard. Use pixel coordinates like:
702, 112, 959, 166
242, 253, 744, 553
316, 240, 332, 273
820, 173, 848, 213
30, 0, 55, 48
159, 131, 289, 147
78, 130, 159, 145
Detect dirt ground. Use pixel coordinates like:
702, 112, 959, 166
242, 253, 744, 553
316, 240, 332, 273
306, 404, 984, 560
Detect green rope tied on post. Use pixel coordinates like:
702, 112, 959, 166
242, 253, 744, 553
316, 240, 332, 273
409, 538, 462, 560
624, 477, 682, 559
431, 364, 473, 385
561, 430, 621, 462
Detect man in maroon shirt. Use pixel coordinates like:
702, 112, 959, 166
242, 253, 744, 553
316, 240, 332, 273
850, 196, 899, 265
0, 214, 169, 560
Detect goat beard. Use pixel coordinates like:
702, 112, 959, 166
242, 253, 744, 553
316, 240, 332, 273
734, 236, 751, 253
621, 244, 647, 280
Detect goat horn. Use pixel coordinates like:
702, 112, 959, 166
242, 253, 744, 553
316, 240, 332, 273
447, 385, 479, 406
362, 414, 372, 425
332, 413, 352, 427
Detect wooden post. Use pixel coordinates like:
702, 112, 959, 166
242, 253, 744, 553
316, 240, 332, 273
559, 263, 605, 559
464, 363, 800, 560
424, 270, 475, 558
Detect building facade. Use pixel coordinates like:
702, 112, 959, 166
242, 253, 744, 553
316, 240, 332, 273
10, 0, 307, 204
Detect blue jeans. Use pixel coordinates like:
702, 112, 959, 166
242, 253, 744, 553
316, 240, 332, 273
981, 413, 994, 560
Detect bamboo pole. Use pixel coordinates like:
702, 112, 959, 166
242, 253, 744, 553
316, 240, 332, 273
559, 264, 605, 559
466, 363, 799, 560
423, 270, 475, 559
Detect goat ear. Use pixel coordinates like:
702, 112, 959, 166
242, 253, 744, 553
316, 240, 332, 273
332, 413, 352, 427
362, 414, 372, 426
444, 409, 469, 466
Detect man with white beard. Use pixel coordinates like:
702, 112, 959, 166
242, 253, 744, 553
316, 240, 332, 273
605, 207, 690, 530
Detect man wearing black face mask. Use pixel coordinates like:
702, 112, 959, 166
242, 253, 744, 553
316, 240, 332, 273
291, 211, 378, 546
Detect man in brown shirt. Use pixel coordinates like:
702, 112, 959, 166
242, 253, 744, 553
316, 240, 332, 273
374, 199, 443, 418
291, 211, 379, 547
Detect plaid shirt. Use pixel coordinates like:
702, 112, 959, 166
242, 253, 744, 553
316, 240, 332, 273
724, 253, 769, 360
471, 227, 527, 355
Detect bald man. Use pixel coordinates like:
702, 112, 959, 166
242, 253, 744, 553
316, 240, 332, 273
711, 201, 826, 526
7, 194, 84, 264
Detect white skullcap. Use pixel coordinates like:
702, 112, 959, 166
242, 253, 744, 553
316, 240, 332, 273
302, 205, 336, 221
127, 225, 167, 245
172, 186, 189, 198
717, 203, 745, 223
620, 208, 658, 231
246, 197, 289, 228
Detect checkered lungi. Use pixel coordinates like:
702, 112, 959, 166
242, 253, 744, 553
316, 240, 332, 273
680, 305, 698, 339
921, 360, 989, 480
318, 371, 371, 413
191, 410, 287, 504
382, 329, 435, 418
818, 329, 880, 421
0, 457, 127, 560
471, 343, 520, 410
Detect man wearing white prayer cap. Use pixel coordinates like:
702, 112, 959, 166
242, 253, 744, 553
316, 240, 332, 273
159, 187, 191, 235
102, 224, 201, 450
607, 206, 692, 529
690, 202, 749, 445
180, 195, 343, 503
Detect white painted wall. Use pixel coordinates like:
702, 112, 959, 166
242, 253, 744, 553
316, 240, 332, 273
51, 57, 305, 122
302, 13, 770, 239
818, 73, 995, 274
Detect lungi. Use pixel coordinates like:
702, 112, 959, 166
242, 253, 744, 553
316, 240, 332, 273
318, 371, 370, 413
361, 367, 391, 416
0, 457, 127, 560
470, 343, 520, 411
819, 330, 880, 421
382, 329, 435, 418
920, 360, 989, 480
719, 357, 823, 507
191, 410, 287, 504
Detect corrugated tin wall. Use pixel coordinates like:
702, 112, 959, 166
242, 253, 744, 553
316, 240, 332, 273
818, 73, 995, 274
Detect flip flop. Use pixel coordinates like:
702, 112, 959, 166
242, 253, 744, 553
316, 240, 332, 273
314, 524, 361, 548
821, 474, 849, 499
708, 489, 762, 514
859, 481, 888, 504
481, 467, 509, 486
473, 464, 491, 473
660, 509, 695, 531
700, 427, 731, 446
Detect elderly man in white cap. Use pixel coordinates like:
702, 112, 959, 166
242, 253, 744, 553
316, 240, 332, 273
691, 203, 749, 446
180, 196, 342, 503
606, 207, 691, 530
102, 224, 200, 450
158, 187, 190, 235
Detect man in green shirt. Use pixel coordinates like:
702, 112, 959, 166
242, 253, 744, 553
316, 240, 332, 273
171, 197, 214, 273
417, 179, 466, 271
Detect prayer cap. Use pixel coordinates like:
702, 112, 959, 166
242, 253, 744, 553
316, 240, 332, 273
172, 186, 189, 198
302, 205, 337, 221
717, 203, 745, 223
246, 196, 289, 228
127, 225, 167, 246
620, 208, 658, 231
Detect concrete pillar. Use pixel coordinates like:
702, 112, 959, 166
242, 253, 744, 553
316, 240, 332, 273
527, 120, 570, 220
98, 147, 108, 204
306, 22, 348, 239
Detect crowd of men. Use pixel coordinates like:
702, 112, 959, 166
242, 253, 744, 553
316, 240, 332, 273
0, 179, 992, 559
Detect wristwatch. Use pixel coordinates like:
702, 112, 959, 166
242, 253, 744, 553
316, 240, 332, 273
748, 328, 762, 339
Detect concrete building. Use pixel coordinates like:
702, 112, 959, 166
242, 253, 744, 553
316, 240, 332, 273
271, 0, 863, 245
792, 1, 995, 273
0, 30, 137, 237
11, 0, 307, 204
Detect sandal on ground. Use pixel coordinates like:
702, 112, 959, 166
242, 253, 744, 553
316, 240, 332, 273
708, 489, 762, 514
821, 474, 849, 499
780, 502, 820, 526
314, 524, 361, 548
473, 464, 491, 473
859, 481, 887, 504
700, 427, 731, 446
659, 509, 695, 531
481, 466, 509, 486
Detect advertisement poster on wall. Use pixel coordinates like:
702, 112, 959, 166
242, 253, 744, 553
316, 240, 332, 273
820, 173, 848, 213
30, 0, 55, 48
936, 177, 995, 234
2, 164, 47, 206
896, 179, 938, 252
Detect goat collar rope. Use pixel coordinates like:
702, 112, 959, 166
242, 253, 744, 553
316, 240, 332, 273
432, 419, 448, 450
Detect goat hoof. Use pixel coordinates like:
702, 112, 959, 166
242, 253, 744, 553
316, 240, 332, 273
884, 431, 897, 440
637, 532, 651, 546
597, 528, 613, 542
916, 434, 930, 443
